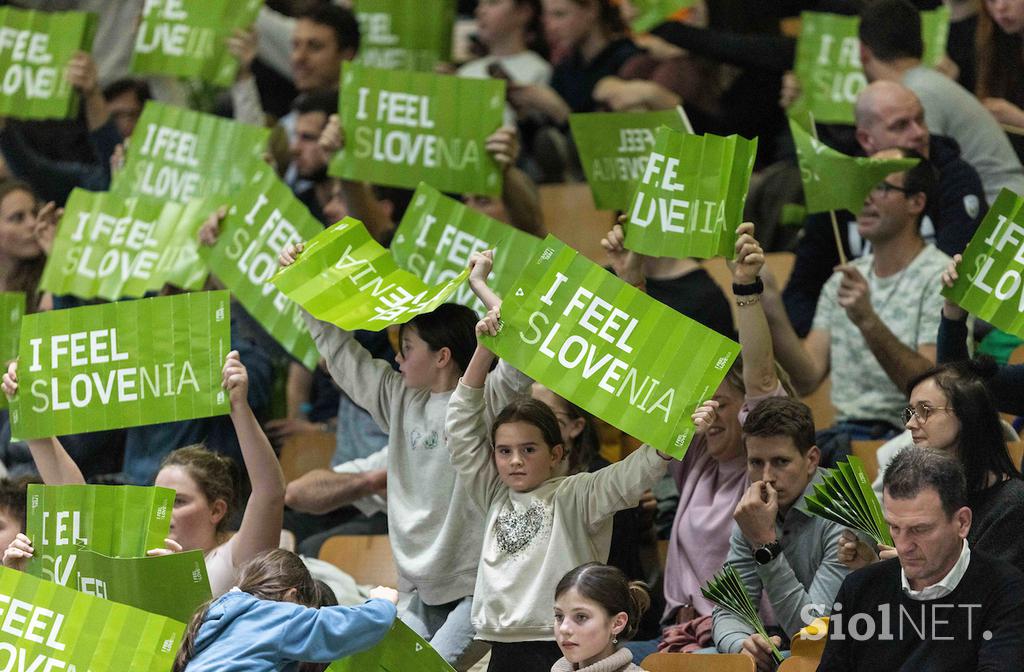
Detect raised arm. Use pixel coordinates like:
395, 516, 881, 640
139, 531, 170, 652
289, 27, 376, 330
733, 223, 779, 397
468, 251, 501, 314
761, 283, 831, 396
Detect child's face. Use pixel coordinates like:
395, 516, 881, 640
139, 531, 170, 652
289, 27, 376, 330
396, 327, 441, 390
155, 466, 225, 552
494, 421, 563, 492
554, 587, 626, 666
0, 510, 21, 554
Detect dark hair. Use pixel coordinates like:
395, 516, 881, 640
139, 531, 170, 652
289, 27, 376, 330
859, 0, 923, 61
491, 398, 563, 455
906, 358, 1020, 497
298, 4, 361, 54
883, 447, 968, 518
102, 78, 151, 104
159, 446, 241, 533
0, 477, 32, 531
292, 89, 338, 116
742, 397, 816, 455
567, 0, 628, 37
174, 550, 318, 671
0, 179, 44, 313
515, 0, 547, 55
398, 303, 478, 374
890, 147, 938, 227
556, 396, 600, 475
975, 5, 1024, 104
555, 563, 651, 642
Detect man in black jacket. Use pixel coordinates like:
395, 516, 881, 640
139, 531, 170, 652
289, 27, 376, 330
784, 81, 986, 336
817, 448, 1024, 671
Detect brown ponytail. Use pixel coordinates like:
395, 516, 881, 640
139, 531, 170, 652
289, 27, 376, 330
555, 563, 651, 642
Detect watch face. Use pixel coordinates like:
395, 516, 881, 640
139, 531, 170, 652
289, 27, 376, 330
755, 547, 772, 564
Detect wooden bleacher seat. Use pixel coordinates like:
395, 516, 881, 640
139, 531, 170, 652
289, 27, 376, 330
850, 439, 886, 484
778, 656, 821, 671
801, 377, 835, 434
1009, 344, 1024, 366
278, 430, 335, 483
642, 652, 756, 672
1008, 440, 1024, 470
538, 183, 616, 263
318, 535, 398, 587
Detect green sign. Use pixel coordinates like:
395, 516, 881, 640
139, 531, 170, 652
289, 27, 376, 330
391, 183, 544, 313
354, 0, 455, 72
0, 7, 97, 120
328, 62, 505, 196
569, 109, 689, 211
943, 189, 1024, 339
10, 291, 230, 440
624, 126, 757, 259
805, 456, 893, 546
72, 549, 211, 623
0, 293, 24, 411
131, 0, 263, 86
40, 188, 206, 301
200, 165, 321, 369
329, 619, 454, 672
112, 100, 270, 204
480, 236, 740, 457
792, 8, 950, 125
630, 0, 697, 33
271, 216, 470, 331
790, 117, 918, 214
0, 567, 185, 671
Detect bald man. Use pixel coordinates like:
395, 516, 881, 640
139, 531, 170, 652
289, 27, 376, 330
782, 81, 987, 336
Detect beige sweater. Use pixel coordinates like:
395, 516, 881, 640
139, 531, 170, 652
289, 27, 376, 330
447, 382, 668, 642
550, 648, 647, 671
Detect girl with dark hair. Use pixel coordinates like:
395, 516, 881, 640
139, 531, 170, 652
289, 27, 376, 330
278, 245, 531, 670
459, 0, 551, 100
173, 549, 397, 671
975, 0, 1024, 127
445, 306, 673, 672
1, 352, 287, 597
0, 179, 58, 314
552, 563, 652, 671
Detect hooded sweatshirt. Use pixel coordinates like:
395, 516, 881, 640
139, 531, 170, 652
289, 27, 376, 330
184, 590, 396, 672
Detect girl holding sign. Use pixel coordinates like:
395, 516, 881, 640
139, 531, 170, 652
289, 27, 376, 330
1, 351, 287, 597
277, 244, 532, 670
443, 307, 688, 671
0, 179, 58, 313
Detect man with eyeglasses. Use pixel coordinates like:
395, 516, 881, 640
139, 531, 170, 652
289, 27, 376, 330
761, 150, 950, 443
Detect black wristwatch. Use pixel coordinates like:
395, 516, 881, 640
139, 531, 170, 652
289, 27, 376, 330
754, 540, 782, 565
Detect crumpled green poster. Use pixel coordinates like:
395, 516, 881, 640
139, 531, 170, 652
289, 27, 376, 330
271, 216, 469, 331
569, 108, 689, 211
790, 117, 918, 214
329, 619, 455, 672
0, 292, 24, 411
0, 7, 97, 119
40, 188, 207, 301
200, 165, 321, 369
354, 0, 456, 72
112, 100, 270, 204
624, 126, 757, 259
130, 0, 263, 86
791, 8, 950, 125
10, 291, 231, 440
390, 183, 544, 314
0, 566, 185, 671
328, 62, 505, 196
480, 236, 740, 457
942, 189, 1024, 339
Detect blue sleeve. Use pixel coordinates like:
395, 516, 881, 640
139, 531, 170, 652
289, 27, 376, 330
277, 598, 397, 663
783, 212, 847, 337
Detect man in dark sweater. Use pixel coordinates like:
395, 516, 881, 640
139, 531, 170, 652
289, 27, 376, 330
818, 448, 1024, 671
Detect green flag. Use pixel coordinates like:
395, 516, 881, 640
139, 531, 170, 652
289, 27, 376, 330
10, 291, 231, 440
328, 62, 505, 196
630, 0, 697, 33
131, 0, 263, 86
0, 293, 24, 411
200, 165, 321, 369
804, 457, 893, 546
790, 117, 918, 214
271, 217, 470, 331
390, 183, 545, 313
112, 100, 270, 204
329, 619, 455, 672
0, 566, 185, 671
480, 236, 740, 457
72, 548, 212, 623
569, 109, 689, 211
942, 189, 1024, 339
0, 7, 97, 120
354, 0, 455, 72
623, 126, 757, 259
792, 8, 950, 125
40, 188, 207, 301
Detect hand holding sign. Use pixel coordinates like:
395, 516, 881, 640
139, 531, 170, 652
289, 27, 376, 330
2, 533, 32, 571
691, 398, 719, 434
222, 350, 248, 410
732, 222, 765, 285
836, 265, 875, 327
940, 254, 967, 321
601, 222, 644, 287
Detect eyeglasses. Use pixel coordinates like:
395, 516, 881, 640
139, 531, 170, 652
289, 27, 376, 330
900, 404, 953, 425
872, 180, 915, 196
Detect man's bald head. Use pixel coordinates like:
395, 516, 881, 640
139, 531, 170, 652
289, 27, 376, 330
854, 80, 930, 158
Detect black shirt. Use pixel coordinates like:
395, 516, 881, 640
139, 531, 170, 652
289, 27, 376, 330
646, 268, 736, 339
550, 38, 642, 114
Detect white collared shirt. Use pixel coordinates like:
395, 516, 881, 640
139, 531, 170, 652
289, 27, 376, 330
901, 539, 971, 601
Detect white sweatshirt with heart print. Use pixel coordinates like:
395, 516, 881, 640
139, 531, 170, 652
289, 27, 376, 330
446, 382, 668, 643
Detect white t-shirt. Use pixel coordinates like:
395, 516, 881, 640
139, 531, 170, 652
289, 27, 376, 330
458, 51, 552, 125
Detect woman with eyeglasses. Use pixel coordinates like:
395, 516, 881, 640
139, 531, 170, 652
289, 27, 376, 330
839, 359, 1024, 573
